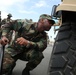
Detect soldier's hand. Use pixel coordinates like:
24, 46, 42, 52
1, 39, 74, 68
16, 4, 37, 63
16, 37, 29, 46
1, 36, 9, 45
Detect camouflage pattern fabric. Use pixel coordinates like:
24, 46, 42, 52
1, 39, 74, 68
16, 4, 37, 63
39, 14, 55, 24
2, 19, 47, 56
2, 52, 15, 74
1, 18, 12, 24
2, 49, 44, 74
1, 19, 47, 74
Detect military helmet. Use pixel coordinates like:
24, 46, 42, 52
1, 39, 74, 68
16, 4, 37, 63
7, 13, 12, 17
56, 0, 76, 12
39, 14, 55, 24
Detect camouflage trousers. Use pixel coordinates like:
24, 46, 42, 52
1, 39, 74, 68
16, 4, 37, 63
2, 49, 44, 74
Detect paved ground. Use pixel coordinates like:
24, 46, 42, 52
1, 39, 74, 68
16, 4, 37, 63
12, 45, 53, 75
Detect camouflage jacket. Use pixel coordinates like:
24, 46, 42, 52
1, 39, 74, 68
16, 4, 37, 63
2, 19, 47, 56
1, 18, 13, 24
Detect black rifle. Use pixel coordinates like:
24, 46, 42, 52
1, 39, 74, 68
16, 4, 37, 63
0, 11, 2, 37
0, 11, 4, 75
0, 45, 4, 75
0, 11, 1, 27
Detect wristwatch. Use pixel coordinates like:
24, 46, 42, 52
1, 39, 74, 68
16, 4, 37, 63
26, 41, 30, 48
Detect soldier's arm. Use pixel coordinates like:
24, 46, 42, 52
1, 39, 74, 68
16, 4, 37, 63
1, 20, 22, 37
1, 19, 6, 25
1, 23, 12, 37
27, 33, 47, 52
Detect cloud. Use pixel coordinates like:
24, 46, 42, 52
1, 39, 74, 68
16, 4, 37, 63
0, 0, 29, 6
35, 0, 46, 7
0, 0, 29, 11
19, 10, 37, 14
35, 0, 47, 7
31, 0, 48, 9
0, 0, 30, 18
1, 11, 8, 19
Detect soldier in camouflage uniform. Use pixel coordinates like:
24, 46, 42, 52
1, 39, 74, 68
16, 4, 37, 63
1, 13, 12, 24
1, 14, 55, 75
1, 13, 13, 42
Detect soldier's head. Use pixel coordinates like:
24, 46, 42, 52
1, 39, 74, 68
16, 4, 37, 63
37, 14, 55, 32
7, 13, 12, 18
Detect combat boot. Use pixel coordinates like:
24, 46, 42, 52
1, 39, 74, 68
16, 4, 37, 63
22, 68, 30, 75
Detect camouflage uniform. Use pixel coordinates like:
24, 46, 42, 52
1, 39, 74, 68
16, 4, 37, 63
2, 14, 55, 75
2, 19, 47, 74
1, 13, 13, 43
1, 13, 12, 24
1, 18, 12, 24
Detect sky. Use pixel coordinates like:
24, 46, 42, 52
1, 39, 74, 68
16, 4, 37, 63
0, 0, 61, 41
